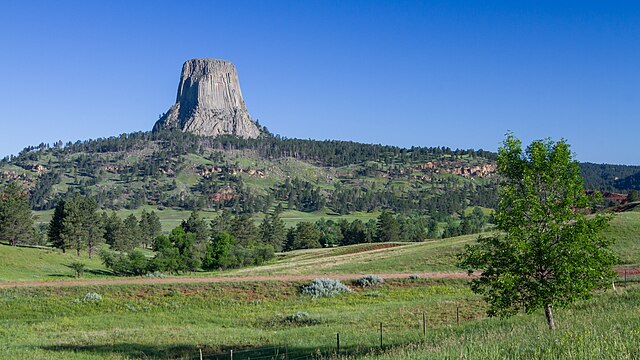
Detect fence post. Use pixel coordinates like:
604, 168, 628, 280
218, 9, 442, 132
380, 322, 383, 349
230, 349, 233, 360
336, 332, 340, 354
199, 348, 203, 360
423, 311, 427, 337
456, 306, 460, 324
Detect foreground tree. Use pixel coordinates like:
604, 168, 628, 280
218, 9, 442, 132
0, 182, 34, 246
459, 134, 616, 330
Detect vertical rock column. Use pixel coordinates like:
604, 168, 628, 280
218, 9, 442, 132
153, 58, 261, 138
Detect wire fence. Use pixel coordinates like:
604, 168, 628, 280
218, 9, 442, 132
182, 268, 639, 360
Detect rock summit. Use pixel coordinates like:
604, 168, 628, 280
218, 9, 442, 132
153, 58, 261, 138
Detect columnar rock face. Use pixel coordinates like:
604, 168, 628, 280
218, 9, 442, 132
153, 58, 261, 138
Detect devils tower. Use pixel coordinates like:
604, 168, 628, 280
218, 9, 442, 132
153, 58, 261, 138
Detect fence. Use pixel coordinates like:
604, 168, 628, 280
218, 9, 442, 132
616, 266, 640, 288
183, 269, 639, 360
187, 308, 464, 360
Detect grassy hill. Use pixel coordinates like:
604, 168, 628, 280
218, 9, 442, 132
0, 245, 108, 282
1, 132, 501, 217
3, 210, 639, 283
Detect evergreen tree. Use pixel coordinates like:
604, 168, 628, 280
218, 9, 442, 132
285, 221, 322, 250
121, 214, 141, 251
61, 195, 89, 256
83, 198, 104, 258
231, 214, 258, 246
211, 209, 234, 237
139, 210, 161, 249
259, 211, 287, 251
103, 212, 125, 250
0, 182, 34, 246
48, 200, 66, 251
376, 211, 400, 242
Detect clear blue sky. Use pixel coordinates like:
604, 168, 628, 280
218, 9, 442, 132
1, 1, 638, 164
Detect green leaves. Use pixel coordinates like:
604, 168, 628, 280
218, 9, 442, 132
459, 134, 615, 329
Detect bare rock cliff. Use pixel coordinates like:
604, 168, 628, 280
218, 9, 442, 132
153, 58, 261, 138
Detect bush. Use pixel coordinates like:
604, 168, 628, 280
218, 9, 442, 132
301, 278, 351, 298
144, 271, 167, 278
281, 311, 320, 326
354, 274, 384, 288
80, 292, 102, 303
69, 262, 86, 278
100, 248, 150, 276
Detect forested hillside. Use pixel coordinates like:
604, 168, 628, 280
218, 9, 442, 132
0, 130, 637, 219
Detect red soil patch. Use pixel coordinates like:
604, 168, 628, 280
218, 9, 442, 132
0, 272, 471, 288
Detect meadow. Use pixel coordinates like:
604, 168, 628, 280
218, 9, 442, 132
1, 277, 639, 359
3, 210, 639, 283
0, 210, 638, 359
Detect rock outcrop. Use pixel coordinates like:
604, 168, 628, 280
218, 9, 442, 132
153, 58, 261, 138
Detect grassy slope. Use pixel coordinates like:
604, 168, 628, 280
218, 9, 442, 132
607, 211, 640, 265
0, 246, 108, 282
230, 235, 477, 277
34, 207, 380, 233
3, 210, 640, 282
0, 279, 639, 359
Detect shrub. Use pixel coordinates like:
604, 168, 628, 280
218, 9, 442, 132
100, 248, 150, 276
144, 271, 166, 278
354, 274, 384, 288
80, 292, 102, 303
281, 311, 320, 326
301, 278, 351, 298
69, 262, 86, 278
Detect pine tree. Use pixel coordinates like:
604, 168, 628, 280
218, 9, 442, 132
48, 200, 66, 251
0, 182, 34, 246
61, 195, 88, 256
376, 211, 400, 242
139, 210, 162, 249
231, 214, 258, 246
259, 211, 287, 252
121, 214, 141, 251
83, 198, 104, 258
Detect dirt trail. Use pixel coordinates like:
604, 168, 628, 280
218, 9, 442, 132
0, 271, 471, 288
2, 267, 636, 289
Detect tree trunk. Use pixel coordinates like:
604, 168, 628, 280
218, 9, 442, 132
544, 304, 556, 330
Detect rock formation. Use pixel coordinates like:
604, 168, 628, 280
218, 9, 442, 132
153, 58, 261, 138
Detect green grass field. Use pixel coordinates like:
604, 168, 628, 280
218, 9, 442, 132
607, 211, 640, 265
1, 278, 639, 359
0, 245, 109, 282
34, 207, 380, 233
4, 210, 640, 283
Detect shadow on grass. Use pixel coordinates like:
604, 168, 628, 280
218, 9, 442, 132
41, 342, 389, 359
47, 268, 114, 279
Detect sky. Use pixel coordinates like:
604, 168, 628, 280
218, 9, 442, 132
0, 0, 638, 165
